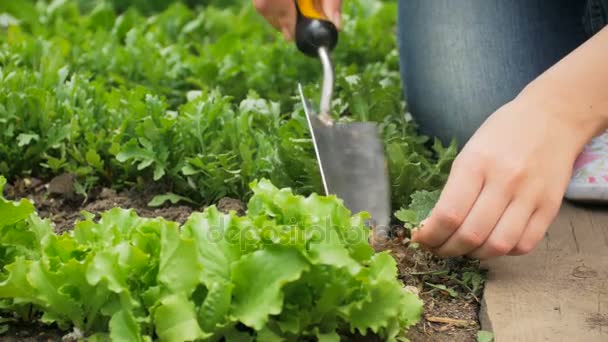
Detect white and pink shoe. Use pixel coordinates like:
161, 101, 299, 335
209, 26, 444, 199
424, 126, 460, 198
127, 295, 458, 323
565, 131, 608, 202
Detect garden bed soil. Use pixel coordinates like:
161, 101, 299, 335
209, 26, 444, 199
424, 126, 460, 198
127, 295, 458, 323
2, 177, 482, 342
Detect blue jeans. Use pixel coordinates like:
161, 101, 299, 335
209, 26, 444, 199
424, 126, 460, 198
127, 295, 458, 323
397, 0, 607, 147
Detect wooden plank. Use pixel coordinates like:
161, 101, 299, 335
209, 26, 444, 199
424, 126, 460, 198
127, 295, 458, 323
480, 202, 608, 341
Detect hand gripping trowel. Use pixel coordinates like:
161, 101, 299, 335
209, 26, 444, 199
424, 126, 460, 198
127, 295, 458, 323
293, 0, 392, 242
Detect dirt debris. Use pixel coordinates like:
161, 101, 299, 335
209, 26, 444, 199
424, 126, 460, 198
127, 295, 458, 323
217, 197, 246, 216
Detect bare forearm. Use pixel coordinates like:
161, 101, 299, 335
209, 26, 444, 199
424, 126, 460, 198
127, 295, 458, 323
518, 26, 608, 141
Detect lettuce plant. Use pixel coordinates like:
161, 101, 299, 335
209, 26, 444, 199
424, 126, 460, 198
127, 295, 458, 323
0, 176, 422, 341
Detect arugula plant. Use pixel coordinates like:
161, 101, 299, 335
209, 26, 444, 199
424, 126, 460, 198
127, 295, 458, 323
0, 0, 455, 208
0, 176, 423, 341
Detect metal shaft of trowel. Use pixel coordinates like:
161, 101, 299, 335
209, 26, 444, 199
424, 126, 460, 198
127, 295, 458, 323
316, 46, 334, 195
318, 47, 334, 118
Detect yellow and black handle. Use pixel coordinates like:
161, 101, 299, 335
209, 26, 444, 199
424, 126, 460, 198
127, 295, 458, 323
295, 0, 338, 57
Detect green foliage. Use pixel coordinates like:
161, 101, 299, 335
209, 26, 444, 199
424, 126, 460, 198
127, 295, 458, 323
395, 190, 440, 228
148, 192, 194, 207
477, 330, 494, 342
0, 177, 35, 226
0, 0, 455, 207
0, 176, 423, 340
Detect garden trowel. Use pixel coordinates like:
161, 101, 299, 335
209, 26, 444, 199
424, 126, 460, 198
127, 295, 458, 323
294, 0, 391, 240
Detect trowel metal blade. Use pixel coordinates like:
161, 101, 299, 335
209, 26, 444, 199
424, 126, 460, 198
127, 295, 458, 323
299, 85, 391, 235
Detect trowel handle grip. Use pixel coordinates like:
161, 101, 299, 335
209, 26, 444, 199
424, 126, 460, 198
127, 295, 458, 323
294, 0, 338, 57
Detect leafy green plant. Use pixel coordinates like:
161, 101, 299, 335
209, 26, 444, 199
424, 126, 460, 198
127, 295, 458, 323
395, 190, 440, 229
477, 330, 494, 342
0, 0, 455, 208
0, 176, 423, 340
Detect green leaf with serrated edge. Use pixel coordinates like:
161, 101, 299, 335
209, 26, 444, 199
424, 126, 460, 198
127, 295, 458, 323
16, 133, 39, 147
115, 136, 167, 180
0, 257, 37, 302
342, 253, 422, 335
182, 208, 241, 331
345, 281, 416, 336
109, 309, 143, 342
158, 222, 200, 295
86, 250, 127, 294
27, 261, 84, 328
346, 214, 376, 262
394, 209, 417, 225
248, 179, 373, 263
0, 222, 42, 263
400, 290, 424, 329
198, 281, 233, 334
182, 208, 241, 282
311, 269, 356, 319
85, 149, 103, 169
114, 242, 151, 276
425, 282, 458, 298
396, 190, 440, 226
368, 253, 398, 282
58, 257, 112, 332
231, 245, 309, 330
154, 294, 207, 342
0, 176, 35, 227
27, 216, 54, 249
147, 193, 194, 207
308, 228, 361, 275
93, 208, 145, 243
276, 279, 316, 334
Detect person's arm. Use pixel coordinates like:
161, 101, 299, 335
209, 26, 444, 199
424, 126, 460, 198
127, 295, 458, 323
413, 26, 608, 259
521, 26, 608, 140
253, 0, 342, 40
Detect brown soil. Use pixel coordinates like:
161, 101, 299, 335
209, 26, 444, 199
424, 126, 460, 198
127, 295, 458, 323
5, 176, 200, 234
0, 322, 64, 342
1, 177, 482, 342
378, 229, 483, 342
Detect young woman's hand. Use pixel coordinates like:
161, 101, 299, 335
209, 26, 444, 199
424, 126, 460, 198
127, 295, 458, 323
412, 98, 584, 260
412, 27, 608, 260
253, 0, 342, 40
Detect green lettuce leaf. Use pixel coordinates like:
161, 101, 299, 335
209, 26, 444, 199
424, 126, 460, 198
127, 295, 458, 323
231, 245, 309, 330
154, 294, 207, 342
0, 176, 34, 227
109, 309, 143, 342
0, 178, 422, 340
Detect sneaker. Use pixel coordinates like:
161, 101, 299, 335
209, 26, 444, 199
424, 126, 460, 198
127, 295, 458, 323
564, 130, 608, 203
